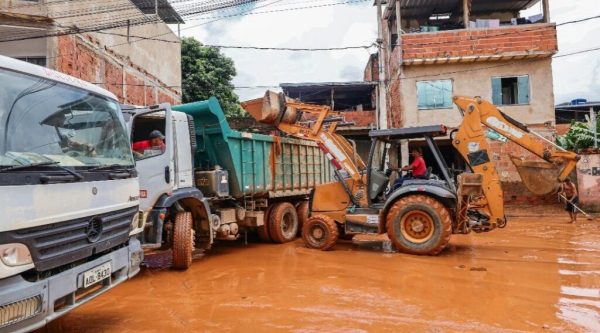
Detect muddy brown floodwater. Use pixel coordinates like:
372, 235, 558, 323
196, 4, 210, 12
38, 206, 600, 333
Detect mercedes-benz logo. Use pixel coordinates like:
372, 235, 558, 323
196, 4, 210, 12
86, 217, 103, 243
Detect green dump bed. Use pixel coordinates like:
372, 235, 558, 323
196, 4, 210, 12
173, 97, 334, 198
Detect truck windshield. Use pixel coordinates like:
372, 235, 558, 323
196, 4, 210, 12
0, 68, 134, 169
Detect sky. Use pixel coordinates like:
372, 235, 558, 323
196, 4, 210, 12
176, 0, 600, 104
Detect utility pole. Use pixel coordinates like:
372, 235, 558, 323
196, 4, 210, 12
591, 106, 598, 148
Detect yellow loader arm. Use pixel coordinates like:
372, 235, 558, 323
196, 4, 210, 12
242, 91, 369, 207
452, 96, 580, 229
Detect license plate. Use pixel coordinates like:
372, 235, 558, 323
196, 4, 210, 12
82, 262, 112, 288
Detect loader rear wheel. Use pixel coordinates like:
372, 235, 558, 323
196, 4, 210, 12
302, 215, 338, 251
257, 205, 273, 243
386, 195, 451, 255
172, 212, 195, 270
268, 202, 299, 243
296, 201, 309, 236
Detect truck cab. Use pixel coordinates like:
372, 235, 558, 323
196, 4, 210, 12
0, 56, 143, 332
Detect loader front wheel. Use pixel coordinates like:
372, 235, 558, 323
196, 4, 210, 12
296, 201, 309, 236
386, 195, 451, 255
172, 212, 195, 270
268, 202, 299, 243
302, 215, 338, 251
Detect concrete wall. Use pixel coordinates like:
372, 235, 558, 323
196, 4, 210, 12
576, 154, 600, 212
0, 0, 181, 104
399, 58, 556, 127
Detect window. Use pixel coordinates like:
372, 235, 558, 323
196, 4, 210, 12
15, 57, 46, 67
416, 80, 453, 110
492, 76, 530, 106
131, 111, 167, 161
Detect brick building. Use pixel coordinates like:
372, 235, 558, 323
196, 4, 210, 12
280, 82, 378, 161
367, 0, 560, 204
0, 0, 182, 105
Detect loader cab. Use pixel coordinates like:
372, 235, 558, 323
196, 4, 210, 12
366, 125, 456, 205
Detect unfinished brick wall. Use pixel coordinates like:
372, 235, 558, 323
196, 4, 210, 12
364, 54, 379, 82
55, 35, 180, 105
387, 77, 403, 128
341, 111, 376, 128
401, 24, 558, 60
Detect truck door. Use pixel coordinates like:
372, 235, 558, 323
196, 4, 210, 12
130, 104, 175, 213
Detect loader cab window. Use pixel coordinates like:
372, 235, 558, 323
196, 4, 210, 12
131, 111, 166, 160
368, 140, 391, 202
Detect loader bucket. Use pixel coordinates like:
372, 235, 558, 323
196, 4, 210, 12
241, 90, 297, 125
509, 155, 561, 195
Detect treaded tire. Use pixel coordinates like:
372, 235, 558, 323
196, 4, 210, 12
302, 215, 338, 251
257, 205, 273, 243
268, 202, 299, 243
386, 195, 451, 255
172, 212, 195, 270
296, 201, 309, 237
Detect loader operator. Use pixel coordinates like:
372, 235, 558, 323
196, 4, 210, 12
391, 147, 427, 191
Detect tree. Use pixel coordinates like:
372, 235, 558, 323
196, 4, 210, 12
181, 37, 245, 117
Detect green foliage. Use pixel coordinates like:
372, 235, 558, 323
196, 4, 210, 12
181, 37, 245, 117
556, 113, 600, 150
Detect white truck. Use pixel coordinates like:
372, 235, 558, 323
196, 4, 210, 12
122, 99, 334, 269
0, 56, 143, 332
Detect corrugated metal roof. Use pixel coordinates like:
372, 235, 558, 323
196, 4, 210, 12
130, 0, 184, 24
387, 0, 541, 18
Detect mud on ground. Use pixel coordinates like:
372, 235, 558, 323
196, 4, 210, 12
38, 206, 600, 332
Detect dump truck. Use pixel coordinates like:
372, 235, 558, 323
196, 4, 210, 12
243, 92, 580, 254
122, 97, 334, 269
0, 56, 143, 333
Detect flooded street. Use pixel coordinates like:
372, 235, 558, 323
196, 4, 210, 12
38, 208, 600, 333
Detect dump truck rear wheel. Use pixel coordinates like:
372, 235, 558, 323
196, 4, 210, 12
172, 212, 195, 270
386, 195, 451, 255
302, 215, 338, 251
268, 202, 299, 243
296, 201, 309, 237
257, 205, 273, 243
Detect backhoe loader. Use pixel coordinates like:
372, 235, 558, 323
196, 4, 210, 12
242, 93, 580, 255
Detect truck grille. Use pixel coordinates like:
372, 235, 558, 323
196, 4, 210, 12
3, 207, 137, 272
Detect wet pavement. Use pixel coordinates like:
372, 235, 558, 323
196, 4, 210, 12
38, 206, 600, 332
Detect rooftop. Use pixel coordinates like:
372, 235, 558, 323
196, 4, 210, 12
383, 0, 542, 19
280, 81, 377, 112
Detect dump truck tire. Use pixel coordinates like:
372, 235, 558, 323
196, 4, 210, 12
302, 215, 338, 251
268, 202, 299, 243
257, 205, 273, 243
296, 201, 309, 237
172, 212, 195, 270
386, 195, 451, 255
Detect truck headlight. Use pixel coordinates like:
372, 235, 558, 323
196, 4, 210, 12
0, 244, 32, 267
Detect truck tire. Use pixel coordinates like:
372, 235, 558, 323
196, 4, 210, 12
296, 201, 309, 237
257, 205, 273, 243
172, 212, 195, 270
385, 195, 451, 255
268, 202, 298, 243
302, 215, 338, 251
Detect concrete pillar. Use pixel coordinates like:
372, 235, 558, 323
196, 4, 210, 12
395, 1, 402, 52
542, 0, 551, 23
463, 0, 470, 29
376, 0, 388, 129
